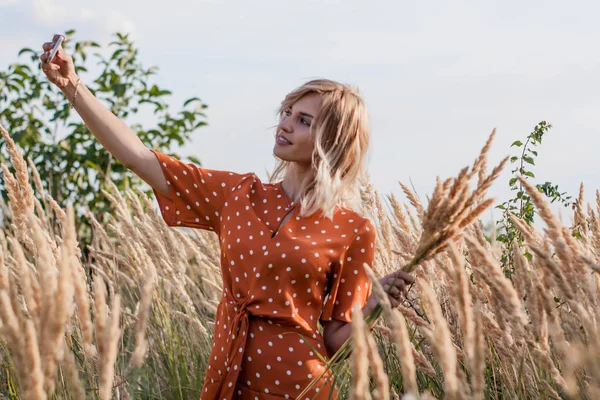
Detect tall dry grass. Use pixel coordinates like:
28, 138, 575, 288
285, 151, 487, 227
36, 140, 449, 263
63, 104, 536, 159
0, 123, 220, 399
343, 136, 600, 399
0, 121, 598, 399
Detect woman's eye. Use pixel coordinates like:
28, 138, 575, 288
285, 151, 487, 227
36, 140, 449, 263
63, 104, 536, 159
283, 109, 310, 126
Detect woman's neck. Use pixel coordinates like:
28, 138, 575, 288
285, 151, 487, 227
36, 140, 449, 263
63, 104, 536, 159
281, 163, 312, 203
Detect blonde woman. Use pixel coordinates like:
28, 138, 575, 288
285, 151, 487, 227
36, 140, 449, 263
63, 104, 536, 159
40, 34, 414, 400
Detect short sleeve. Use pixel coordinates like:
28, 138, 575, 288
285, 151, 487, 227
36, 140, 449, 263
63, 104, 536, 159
150, 150, 244, 233
320, 219, 376, 323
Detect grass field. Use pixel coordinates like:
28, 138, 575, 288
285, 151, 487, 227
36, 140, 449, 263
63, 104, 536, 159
0, 123, 598, 399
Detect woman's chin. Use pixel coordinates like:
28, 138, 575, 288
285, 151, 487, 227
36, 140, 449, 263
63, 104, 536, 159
273, 146, 290, 160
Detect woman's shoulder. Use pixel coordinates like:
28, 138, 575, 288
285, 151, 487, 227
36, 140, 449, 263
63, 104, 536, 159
227, 172, 284, 197
332, 206, 375, 232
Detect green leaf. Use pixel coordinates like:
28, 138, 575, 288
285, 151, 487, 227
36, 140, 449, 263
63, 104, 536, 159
187, 155, 202, 165
523, 252, 533, 262
110, 49, 125, 60
524, 171, 535, 178
18, 48, 36, 56
509, 177, 518, 186
511, 140, 523, 147
149, 85, 160, 96
523, 156, 535, 165
183, 97, 202, 107
112, 83, 127, 97
510, 156, 518, 163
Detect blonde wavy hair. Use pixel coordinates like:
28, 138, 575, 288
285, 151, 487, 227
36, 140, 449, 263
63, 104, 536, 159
270, 79, 371, 220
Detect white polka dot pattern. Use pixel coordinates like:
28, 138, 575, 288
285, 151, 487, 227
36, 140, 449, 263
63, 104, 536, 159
150, 150, 375, 400
150, 150, 248, 234
319, 220, 375, 323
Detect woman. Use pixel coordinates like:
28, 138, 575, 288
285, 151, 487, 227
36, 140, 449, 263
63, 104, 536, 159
40, 34, 414, 400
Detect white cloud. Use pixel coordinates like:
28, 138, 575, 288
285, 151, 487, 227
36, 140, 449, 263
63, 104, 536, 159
79, 7, 93, 20
0, 0, 21, 6
0, 38, 29, 54
28, 0, 136, 39
32, 0, 69, 24
103, 11, 137, 40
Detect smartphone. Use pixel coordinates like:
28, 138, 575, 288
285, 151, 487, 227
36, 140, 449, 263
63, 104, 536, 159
48, 35, 65, 64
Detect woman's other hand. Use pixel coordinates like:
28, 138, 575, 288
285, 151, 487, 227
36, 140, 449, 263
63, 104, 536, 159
364, 269, 415, 314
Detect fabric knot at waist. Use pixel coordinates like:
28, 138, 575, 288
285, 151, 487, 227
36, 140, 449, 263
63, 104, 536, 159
215, 296, 252, 399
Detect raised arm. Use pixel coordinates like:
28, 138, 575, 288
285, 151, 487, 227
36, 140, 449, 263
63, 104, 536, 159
40, 34, 169, 198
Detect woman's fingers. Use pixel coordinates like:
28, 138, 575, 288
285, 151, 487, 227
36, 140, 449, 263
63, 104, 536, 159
40, 51, 58, 68
402, 284, 410, 296
41, 62, 60, 72
42, 42, 54, 52
40, 36, 71, 65
389, 285, 402, 298
381, 270, 417, 307
386, 274, 411, 290
395, 270, 415, 285
383, 283, 403, 299
386, 271, 414, 286
380, 270, 414, 303
383, 279, 406, 293
53, 46, 70, 63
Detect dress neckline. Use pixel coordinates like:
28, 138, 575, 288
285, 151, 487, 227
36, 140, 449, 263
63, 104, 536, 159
277, 181, 297, 212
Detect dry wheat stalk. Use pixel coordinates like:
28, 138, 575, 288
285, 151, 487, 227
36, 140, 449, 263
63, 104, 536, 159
351, 306, 372, 400
465, 235, 527, 336
127, 262, 156, 372
471, 301, 485, 400
364, 327, 390, 400
97, 279, 121, 400
364, 264, 417, 397
418, 280, 459, 398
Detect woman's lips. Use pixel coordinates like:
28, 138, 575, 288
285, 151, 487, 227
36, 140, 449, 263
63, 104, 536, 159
276, 136, 292, 145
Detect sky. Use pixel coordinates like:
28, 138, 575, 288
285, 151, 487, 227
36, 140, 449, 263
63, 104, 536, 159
1, 0, 599, 226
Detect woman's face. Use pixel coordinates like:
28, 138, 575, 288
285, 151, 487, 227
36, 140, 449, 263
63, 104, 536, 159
273, 93, 321, 167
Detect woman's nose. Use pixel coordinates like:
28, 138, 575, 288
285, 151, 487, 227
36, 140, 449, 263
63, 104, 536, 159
279, 117, 293, 133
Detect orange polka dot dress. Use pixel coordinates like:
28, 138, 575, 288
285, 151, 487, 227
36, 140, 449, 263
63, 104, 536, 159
150, 150, 375, 400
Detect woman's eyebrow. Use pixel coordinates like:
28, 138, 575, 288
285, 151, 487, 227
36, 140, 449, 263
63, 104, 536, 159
286, 106, 314, 119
